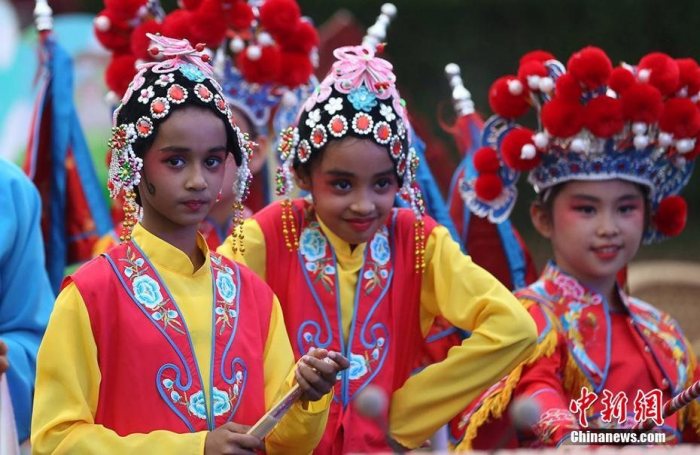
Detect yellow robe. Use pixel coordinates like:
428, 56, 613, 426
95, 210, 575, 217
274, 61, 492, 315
31, 223, 330, 454
218, 213, 537, 448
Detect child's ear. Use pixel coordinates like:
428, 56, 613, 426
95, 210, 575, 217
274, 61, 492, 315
530, 202, 553, 239
293, 166, 312, 192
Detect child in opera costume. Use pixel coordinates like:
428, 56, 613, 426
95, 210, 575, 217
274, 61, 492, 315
219, 44, 538, 453
31, 35, 348, 455
91, 0, 320, 253
450, 47, 700, 449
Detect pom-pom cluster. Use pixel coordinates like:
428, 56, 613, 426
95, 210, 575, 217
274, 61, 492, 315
96, 0, 319, 98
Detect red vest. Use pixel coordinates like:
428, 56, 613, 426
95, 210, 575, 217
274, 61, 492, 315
68, 241, 269, 435
255, 199, 437, 453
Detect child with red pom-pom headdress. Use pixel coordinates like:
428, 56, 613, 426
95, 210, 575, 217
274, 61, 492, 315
449, 47, 700, 450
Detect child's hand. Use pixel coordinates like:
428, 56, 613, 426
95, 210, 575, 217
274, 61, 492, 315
296, 349, 350, 402
204, 422, 263, 455
0, 340, 8, 377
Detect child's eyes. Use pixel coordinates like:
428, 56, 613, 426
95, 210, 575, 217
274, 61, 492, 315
165, 157, 185, 167
204, 156, 223, 168
618, 204, 640, 214
331, 180, 351, 191
573, 205, 595, 215
375, 177, 394, 190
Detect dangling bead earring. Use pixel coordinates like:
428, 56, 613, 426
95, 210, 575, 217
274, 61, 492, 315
216, 189, 223, 203
230, 201, 246, 256
119, 190, 139, 242
413, 218, 426, 273
281, 198, 299, 252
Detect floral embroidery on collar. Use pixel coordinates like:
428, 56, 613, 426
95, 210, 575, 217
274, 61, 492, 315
299, 221, 336, 293
120, 246, 185, 334
363, 226, 391, 294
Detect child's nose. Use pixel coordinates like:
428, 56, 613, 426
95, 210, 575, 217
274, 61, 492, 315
350, 196, 375, 215
185, 165, 207, 191
597, 212, 620, 236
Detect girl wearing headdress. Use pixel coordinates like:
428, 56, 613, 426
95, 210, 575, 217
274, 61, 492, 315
31, 35, 348, 454
218, 44, 537, 453
450, 47, 700, 449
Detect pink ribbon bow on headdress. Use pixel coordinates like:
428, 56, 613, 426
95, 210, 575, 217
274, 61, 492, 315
116, 33, 216, 122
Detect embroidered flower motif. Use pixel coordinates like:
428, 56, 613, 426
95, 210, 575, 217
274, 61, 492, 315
348, 86, 378, 112
155, 73, 175, 87
553, 275, 584, 299
324, 97, 343, 115
132, 275, 163, 309
187, 391, 208, 419
306, 109, 322, 128
299, 226, 328, 262
369, 232, 390, 266
138, 86, 155, 104
216, 272, 237, 303
212, 387, 232, 416
348, 352, 368, 380
179, 63, 206, 82
170, 390, 181, 402
379, 103, 396, 122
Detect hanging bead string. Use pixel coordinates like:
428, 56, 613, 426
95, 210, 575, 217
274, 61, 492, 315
281, 199, 299, 252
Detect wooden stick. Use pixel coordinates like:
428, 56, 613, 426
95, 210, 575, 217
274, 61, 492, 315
246, 383, 304, 439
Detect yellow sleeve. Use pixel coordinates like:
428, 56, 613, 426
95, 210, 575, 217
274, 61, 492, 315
217, 218, 266, 279
31, 283, 206, 455
389, 226, 537, 449
263, 296, 331, 454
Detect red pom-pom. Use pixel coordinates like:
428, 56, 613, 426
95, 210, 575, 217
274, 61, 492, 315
519, 50, 555, 65
488, 76, 530, 119
236, 44, 282, 84
653, 195, 687, 237
518, 60, 548, 86
638, 52, 680, 97
609, 67, 636, 94
676, 58, 700, 95
130, 19, 162, 60
659, 98, 700, 138
541, 98, 584, 138
567, 46, 612, 90
104, 0, 146, 21
584, 96, 624, 138
474, 174, 503, 201
280, 20, 319, 54
259, 0, 300, 36
180, 0, 203, 9
93, 10, 132, 53
162, 10, 195, 43
225, 0, 254, 31
501, 127, 541, 171
190, 7, 227, 48
105, 54, 137, 97
473, 147, 501, 174
621, 83, 663, 123
277, 52, 313, 87
554, 73, 582, 102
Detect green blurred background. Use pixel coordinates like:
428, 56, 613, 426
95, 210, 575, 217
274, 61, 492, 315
10, 0, 700, 268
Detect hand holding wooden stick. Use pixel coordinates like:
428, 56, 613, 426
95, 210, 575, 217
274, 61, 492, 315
247, 349, 349, 438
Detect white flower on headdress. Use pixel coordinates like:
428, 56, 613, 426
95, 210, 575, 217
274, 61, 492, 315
155, 73, 175, 87
305, 109, 322, 128
379, 104, 396, 122
138, 86, 155, 104
324, 97, 343, 115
